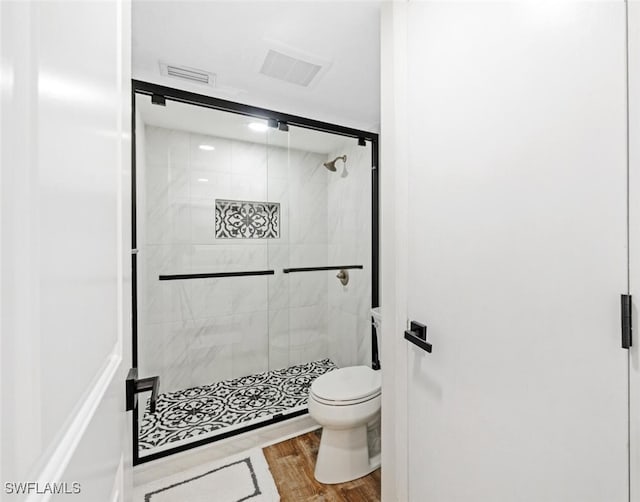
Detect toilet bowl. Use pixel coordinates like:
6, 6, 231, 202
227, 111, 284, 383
308, 365, 382, 484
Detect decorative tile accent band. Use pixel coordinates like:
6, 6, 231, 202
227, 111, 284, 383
215, 199, 280, 239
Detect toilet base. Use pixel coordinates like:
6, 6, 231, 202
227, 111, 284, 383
314, 425, 381, 484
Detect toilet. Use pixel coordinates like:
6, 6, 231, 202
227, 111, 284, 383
308, 365, 381, 483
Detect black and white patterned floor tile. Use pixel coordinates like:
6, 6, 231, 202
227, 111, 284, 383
138, 359, 337, 451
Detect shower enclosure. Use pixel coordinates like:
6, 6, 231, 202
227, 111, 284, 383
130, 81, 378, 463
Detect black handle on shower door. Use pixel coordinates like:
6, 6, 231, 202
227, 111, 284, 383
404, 321, 432, 353
126, 368, 160, 413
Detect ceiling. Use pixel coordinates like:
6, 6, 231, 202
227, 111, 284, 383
132, 1, 381, 133
136, 93, 357, 154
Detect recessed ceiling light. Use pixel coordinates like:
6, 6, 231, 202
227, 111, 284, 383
199, 144, 215, 151
197, 178, 209, 183
248, 122, 268, 132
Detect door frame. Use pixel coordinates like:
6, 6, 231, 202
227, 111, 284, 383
380, 3, 410, 501
130, 80, 380, 465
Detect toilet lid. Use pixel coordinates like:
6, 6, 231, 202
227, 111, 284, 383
311, 366, 381, 403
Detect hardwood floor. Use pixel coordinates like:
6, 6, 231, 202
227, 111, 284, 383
263, 430, 381, 502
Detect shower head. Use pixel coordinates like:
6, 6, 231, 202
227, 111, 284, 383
323, 155, 347, 172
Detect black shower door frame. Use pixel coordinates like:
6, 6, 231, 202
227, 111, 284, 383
130, 79, 379, 465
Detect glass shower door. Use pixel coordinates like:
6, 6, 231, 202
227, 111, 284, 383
266, 124, 374, 414
135, 95, 273, 458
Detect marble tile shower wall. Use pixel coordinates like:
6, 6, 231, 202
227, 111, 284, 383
327, 142, 372, 369
138, 125, 330, 393
270, 147, 331, 371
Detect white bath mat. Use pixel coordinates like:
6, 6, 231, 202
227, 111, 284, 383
135, 449, 280, 502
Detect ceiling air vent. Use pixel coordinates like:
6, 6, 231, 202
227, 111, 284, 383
258, 42, 331, 88
159, 62, 216, 87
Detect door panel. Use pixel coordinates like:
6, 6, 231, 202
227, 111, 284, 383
628, 3, 640, 501
1, 1, 132, 500
406, 3, 628, 501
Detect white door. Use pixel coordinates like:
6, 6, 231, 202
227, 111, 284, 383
402, 3, 629, 501
1, 1, 132, 501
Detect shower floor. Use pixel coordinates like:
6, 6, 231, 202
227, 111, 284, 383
138, 358, 337, 453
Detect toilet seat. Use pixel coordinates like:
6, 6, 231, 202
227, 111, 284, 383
310, 366, 381, 406
310, 391, 380, 406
